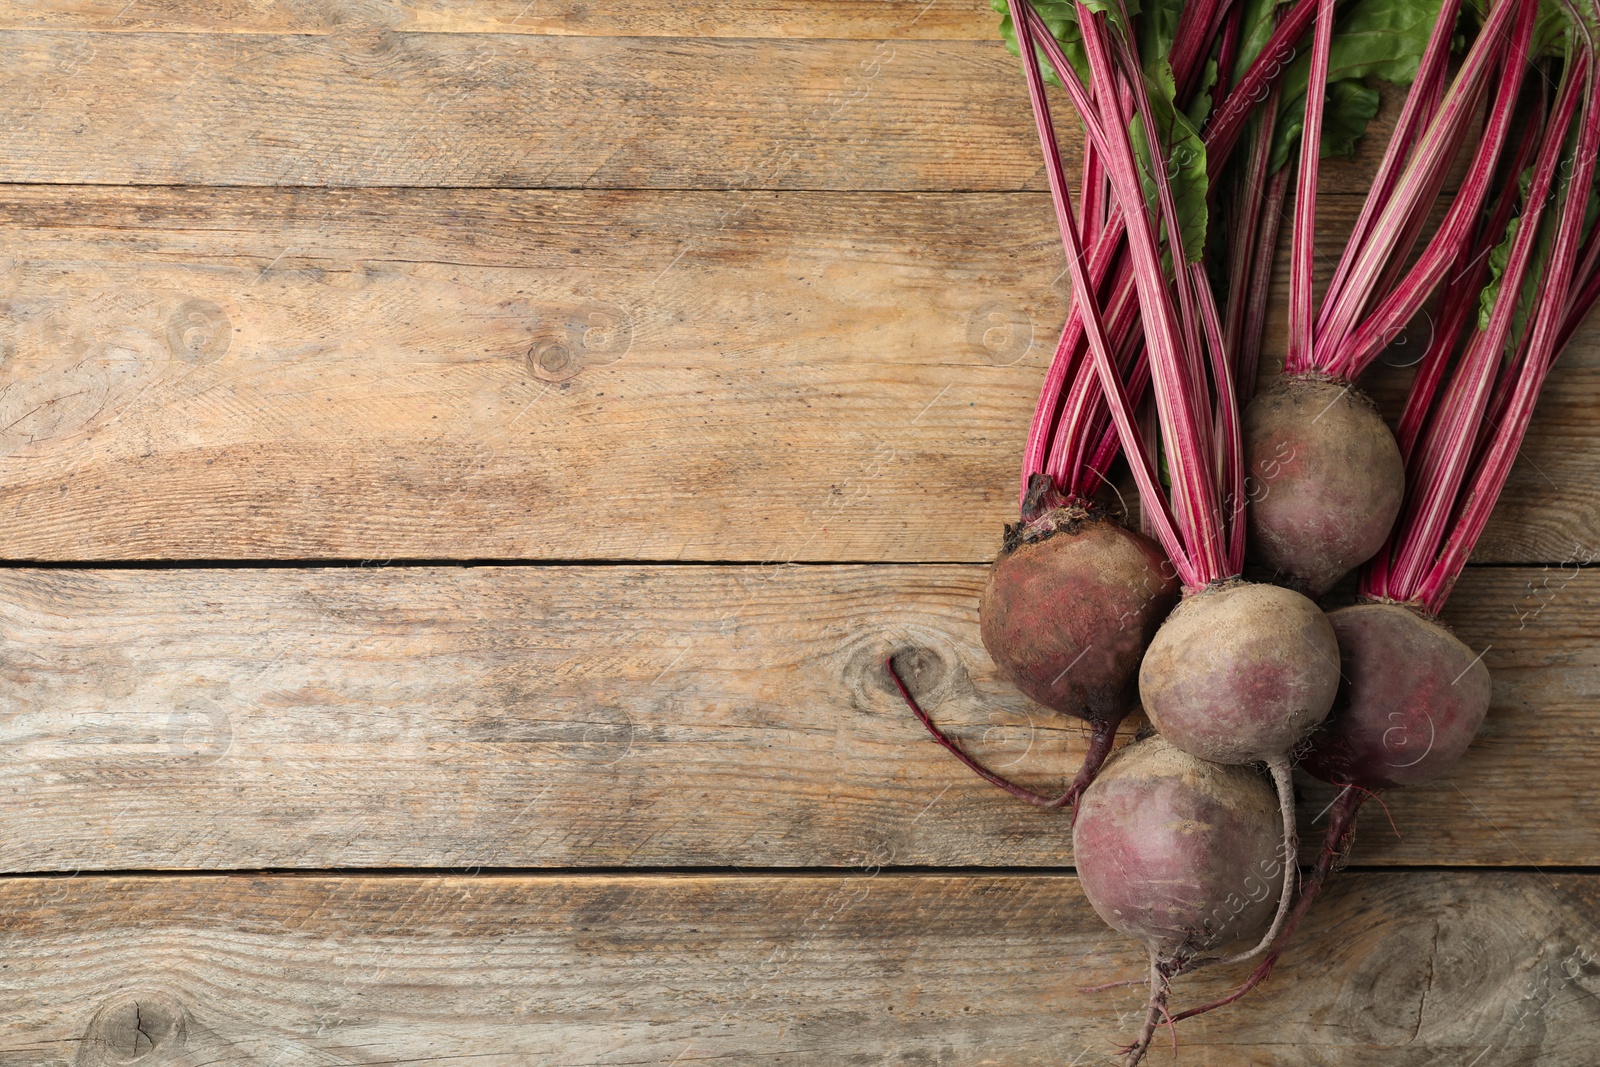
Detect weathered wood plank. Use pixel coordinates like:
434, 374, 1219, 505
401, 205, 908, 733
0, 0, 998, 38
0, 31, 1049, 190
0, 564, 1593, 871
0, 186, 1054, 562
1, 871, 1596, 1066
0, 28, 1402, 192
2, 186, 1591, 563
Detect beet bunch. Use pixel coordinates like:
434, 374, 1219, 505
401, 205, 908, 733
890, 0, 1600, 1059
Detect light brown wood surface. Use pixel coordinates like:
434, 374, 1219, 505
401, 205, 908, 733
0, 23, 1405, 192
0, 188, 1590, 562
2, 871, 1597, 1067
0, 564, 1593, 870
0, 31, 1051, 190
0, 185, 1049, 562
0, 0, 997, 37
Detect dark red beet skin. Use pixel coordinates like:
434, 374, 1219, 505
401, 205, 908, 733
1243, 376, 1404, 597
1304, 600, 1492, 789
980, 509, 1179, 723
1074, 735, 1285, 954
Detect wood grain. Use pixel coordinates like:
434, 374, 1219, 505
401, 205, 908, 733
1, 870, 1597, 1066
0, 27, 1404, 193
2, 9, 1592, 1063
0, 185, 1058, 563
3, 186, 1592, 563
0, 563, 1592, 871
0, 0, 998, 38
0, 31, 1048, 190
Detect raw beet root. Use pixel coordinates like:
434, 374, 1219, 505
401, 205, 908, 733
981, 505, 1179, 721
1139, 580, 1340, 766
890, 501, 1178, 812
1243, 376, 1404, 597
1075, 735, 1287, 1063
1303, 599, 1491, 790
1075, 735, 1286, 955
1136, 577, 1338, 1014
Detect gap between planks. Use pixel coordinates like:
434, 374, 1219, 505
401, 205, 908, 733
5, 863, 1600, 880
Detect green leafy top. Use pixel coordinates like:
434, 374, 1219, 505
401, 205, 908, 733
1230, 0, 1290, 85
1131, 59, 1212, 261
995, 0, 1091, 86
1525, 0, 1597, 57
1477, 163, 1600, 355
1267, 0, 1442, 171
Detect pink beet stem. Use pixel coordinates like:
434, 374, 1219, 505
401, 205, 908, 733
1324, 0, 1533, 380
1049, 258, 1146, 494
1236, 164, 1290, 401
1018, 0, 1236, 509
1282, 0, 1335, 378
1018, 0, 1321, 512
1078, 1, 1235, 584
1314, 0, 1461, 343
1012, 0, 1201, 584
1203, 0, 1320, 169
1387, 61, 1585, 603
1420, 51, 1600, 614
1170, 0, 1226, 104
1389, 104, 1545, 466
1082, 82, 1106, 243
1222, 81, 1282, 399
1209, 0, 1245, 108
1107, 6, 1234, 581
1313, 0, 1520, 360
1021, 213, 1130, 500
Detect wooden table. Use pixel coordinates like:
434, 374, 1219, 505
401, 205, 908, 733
1, 2, 1596, 1064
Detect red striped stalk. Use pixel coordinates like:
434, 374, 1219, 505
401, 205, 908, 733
1282, 0, 1336, 377
1017, 0, 1321, 509
1383, 63, 1583, 600
1419, 53, 1600, 613
1317, 0, 1532, 379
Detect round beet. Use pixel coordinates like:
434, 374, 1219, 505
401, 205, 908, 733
1304, 600, 1492, 790
981, 506, 1179, 721
1139, 580, 1340, 766
1075, 735, 1285, 954
891, 501, 1179, 814
1243, 376, 1404, 597
1134, 577, 1339, 1024
1075, 735, 1286, 1062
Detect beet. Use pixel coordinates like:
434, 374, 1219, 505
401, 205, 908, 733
1132, 576, 1340, 1038
892, 501, 1179, 811
1075, 735, 1286, 1061
1304, 600, 1492, 790
1243, 376, 1404, 597
981, 504, 1179, 723
1139, 580, 1340, 766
